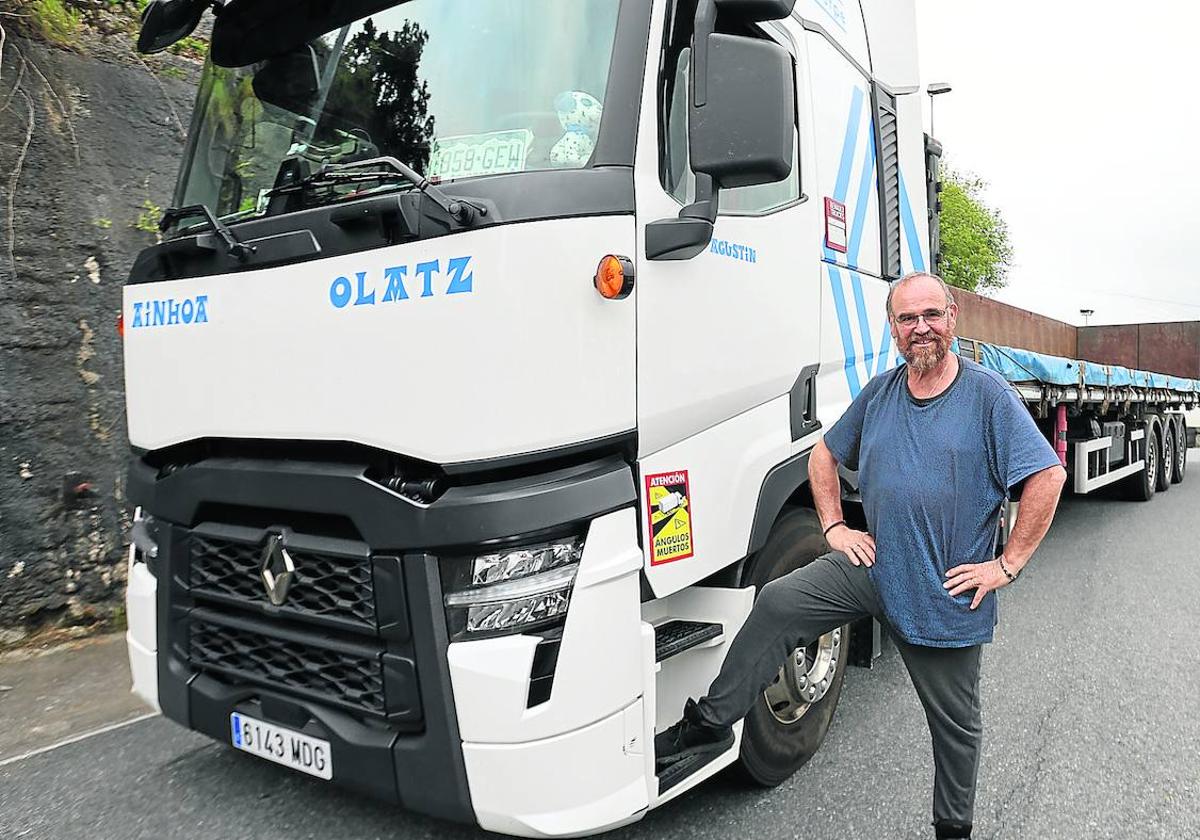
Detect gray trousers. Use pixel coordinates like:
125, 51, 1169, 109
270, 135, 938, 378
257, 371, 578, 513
696, 551, 983, 826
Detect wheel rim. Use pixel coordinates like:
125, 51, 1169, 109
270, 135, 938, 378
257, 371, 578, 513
1177, 432, 1187, 475
1148, 436, 1157, 486
763, 627, 842, 725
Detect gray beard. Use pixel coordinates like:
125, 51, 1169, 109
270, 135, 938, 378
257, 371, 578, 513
902, 337, 948, 374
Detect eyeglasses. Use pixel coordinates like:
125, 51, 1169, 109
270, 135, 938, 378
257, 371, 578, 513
894, 308, 948, 328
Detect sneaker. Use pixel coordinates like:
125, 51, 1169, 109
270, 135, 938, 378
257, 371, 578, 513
654, 699, 734, 768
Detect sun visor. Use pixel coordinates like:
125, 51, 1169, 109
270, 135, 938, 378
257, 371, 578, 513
210, 0, 405, 67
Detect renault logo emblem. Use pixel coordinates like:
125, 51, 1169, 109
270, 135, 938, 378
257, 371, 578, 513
260, 534, 295, 606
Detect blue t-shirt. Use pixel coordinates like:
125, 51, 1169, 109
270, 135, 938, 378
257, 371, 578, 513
822, 358, 1061, 647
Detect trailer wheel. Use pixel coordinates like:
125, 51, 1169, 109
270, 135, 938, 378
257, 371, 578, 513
1157, 425, 1176, 491
1171, 418, 1187, 484
1125, 422, 1158, 502
736, 508, 850, 787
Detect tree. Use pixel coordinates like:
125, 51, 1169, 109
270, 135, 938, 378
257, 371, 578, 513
937, 167, 1012, 295
323, 18, 435, 172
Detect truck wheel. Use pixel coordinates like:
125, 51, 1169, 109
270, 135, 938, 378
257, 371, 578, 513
1171, 419, 1187, 484
736, 507, 850, 787
1125, 423, 1158, 502
1157, 425, 1175, 492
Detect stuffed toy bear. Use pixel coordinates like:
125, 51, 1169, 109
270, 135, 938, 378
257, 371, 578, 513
550, 90, 604, 167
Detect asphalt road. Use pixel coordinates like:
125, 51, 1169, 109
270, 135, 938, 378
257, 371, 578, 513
3, 453, 1198, 840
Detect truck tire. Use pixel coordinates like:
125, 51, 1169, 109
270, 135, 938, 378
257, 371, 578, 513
1124, 421, 1158, 502
1157, 424, 1176, 492
736, 507, 850, 787
1171, 418, 1187, 484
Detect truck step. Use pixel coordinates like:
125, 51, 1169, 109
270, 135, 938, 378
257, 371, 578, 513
654, 620, 723, 663
657, 748, 725, 793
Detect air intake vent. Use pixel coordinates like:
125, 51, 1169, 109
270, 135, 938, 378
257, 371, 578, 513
873, 84, 902, 279
189, 616, 387, 717
189, 529, 377, 633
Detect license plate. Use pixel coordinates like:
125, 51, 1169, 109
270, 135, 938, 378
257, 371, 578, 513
427, 129, 533, 180
230, 712, 332, 780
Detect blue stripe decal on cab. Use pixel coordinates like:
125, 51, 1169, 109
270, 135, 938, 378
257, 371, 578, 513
875, 315, 893, 375
846, 130, 876, 268
827, 265, 862, 397
823, 87, 865, 261
898, 170, 926, 273
848, 270, 874, 379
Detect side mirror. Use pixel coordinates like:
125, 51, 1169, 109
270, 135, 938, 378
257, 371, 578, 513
690, 34, 795, 189
646, 31, 795, 261
137, 0, 211, 54
251, 46, 322, 115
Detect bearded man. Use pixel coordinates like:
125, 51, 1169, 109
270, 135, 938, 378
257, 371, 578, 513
654, 272, 1067, 840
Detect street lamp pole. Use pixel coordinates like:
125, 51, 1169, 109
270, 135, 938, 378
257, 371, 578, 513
1080, 309, 1095, 327
927, 82, 952, 137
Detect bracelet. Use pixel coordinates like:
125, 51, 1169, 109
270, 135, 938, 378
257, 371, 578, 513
822, 520, 846, 537
997, 556, 1018, 582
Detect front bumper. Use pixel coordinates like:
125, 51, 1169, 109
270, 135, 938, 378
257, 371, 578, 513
126, 449, 638, 827
450, 507, 651, 835
463, 699, 649, 837
126, 551, 160, 712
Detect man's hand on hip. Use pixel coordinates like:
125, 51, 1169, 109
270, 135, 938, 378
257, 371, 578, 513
943, 558, 1013, 610
827, 525, 876, 567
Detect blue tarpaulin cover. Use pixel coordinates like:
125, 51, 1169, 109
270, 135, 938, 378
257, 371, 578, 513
971, 342, 1199, 394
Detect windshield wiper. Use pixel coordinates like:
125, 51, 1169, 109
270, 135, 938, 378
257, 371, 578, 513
267, 156, 487, 225
160, 204, 257, 261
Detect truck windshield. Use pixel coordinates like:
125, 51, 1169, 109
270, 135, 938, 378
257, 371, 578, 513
173, 0, 623, 222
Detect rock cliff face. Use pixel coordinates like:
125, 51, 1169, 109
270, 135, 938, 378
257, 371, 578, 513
0, 33, 198, 641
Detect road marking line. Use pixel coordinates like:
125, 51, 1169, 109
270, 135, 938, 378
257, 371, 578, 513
0, 711, 160, 768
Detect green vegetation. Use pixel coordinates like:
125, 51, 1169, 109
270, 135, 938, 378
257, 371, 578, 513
1, 0, 197, 51
105, 603, 128, 633
132, 199, 162, 233
11, 0, 83, 47
169, 35, 208, 59
938, 168, 1013, 295
93, 217, 112, 229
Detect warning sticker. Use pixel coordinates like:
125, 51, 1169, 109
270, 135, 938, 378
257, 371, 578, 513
824, 196, 848, 253
645, 470, 694, 565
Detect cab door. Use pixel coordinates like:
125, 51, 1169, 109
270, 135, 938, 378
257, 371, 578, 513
632, 5, 821, 593
634, 11, 820, 457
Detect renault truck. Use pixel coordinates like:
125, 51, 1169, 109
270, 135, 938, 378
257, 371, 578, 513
123, 0, 1196, 836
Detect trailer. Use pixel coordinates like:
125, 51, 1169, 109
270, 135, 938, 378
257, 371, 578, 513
957, 339, 1197, 501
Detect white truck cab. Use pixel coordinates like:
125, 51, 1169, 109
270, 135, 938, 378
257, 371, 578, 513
125, 0, 932, 834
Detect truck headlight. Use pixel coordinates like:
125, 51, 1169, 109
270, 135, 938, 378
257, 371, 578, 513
442, 536, 583, 639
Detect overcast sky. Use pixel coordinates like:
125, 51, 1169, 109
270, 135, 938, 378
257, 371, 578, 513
915, 1, 1200, 326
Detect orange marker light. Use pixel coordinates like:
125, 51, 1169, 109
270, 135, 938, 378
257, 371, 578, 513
117, 312, 124, 339
594, 255, 634, 300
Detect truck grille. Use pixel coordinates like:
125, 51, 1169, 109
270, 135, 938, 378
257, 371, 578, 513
189, 532, 377, 631
189, 617, 387, 717
174, 517, 418, 725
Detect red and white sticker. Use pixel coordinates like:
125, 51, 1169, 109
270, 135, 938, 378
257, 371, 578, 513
645, 470, 694, 565
824, 197, 848, 253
